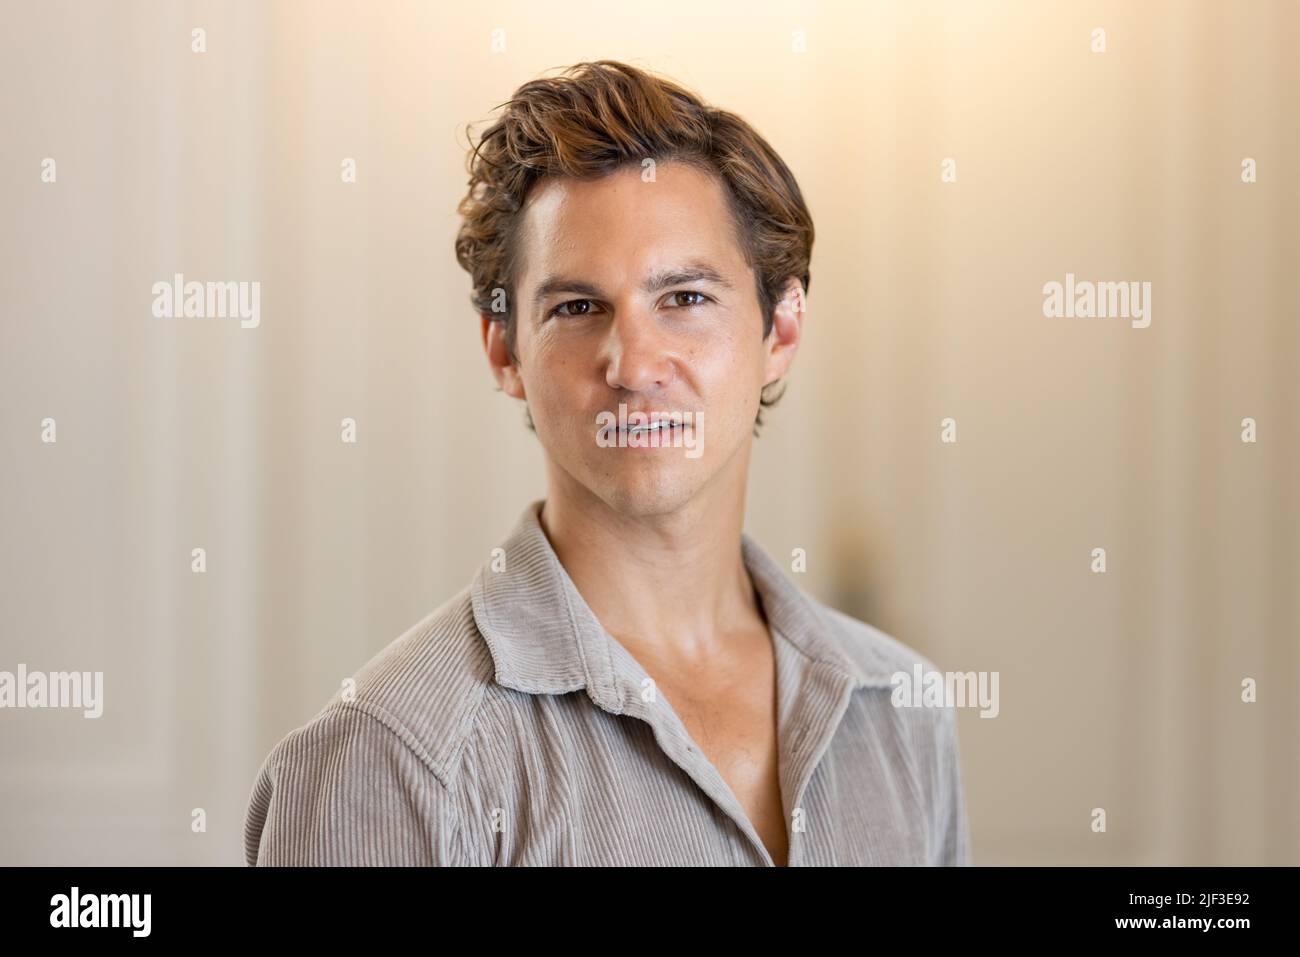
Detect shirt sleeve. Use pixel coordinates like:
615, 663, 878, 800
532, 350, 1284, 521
243, 702, 461, 866
931, 703, 972, 866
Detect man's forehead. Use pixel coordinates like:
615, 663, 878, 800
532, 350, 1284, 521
516, 163, 746, 287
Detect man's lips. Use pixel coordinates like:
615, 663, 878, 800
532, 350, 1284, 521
593, 404, 704, 458
618, 418, 684, 434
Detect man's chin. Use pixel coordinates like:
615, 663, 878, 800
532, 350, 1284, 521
586, 467, 703, 519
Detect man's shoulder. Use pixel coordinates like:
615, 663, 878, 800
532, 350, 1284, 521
742, 530, 939, 685
243, 590, 494, 864
262, 587, 494, 789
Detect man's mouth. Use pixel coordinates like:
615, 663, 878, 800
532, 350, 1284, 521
594, 405, 704, 457
620, 419, 683, 435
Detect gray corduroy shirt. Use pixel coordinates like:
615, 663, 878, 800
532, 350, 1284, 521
244, 500, 971, 866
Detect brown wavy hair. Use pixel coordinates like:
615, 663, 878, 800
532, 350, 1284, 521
454, 60, 814, 426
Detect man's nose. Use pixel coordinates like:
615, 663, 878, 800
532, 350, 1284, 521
603, 309, 675, 393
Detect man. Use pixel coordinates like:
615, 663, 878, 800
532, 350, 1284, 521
244, 60, 970, 866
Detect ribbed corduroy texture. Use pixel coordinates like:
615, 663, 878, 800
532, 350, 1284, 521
244, 500, 971, 866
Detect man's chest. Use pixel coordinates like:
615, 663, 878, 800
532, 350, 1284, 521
651, 662, 788, 864
470, 687, 936, 866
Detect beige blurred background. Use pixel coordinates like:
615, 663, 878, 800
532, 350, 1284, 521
2, 0, 1296, 865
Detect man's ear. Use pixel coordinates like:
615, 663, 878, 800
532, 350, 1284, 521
481, 313, 526, 400
763, 277, 805, 387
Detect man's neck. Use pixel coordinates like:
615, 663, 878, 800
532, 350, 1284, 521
537, 474, 766, 665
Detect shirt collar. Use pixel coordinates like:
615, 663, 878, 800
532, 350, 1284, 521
470, 500, 894, 714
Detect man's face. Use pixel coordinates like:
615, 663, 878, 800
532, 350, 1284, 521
484, 160, 800, 518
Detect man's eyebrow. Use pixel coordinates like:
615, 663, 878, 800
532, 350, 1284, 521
531, 262, 733, 311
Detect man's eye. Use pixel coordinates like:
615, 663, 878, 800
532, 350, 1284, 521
550, 299, 596, 318
669, 291, 710, 308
